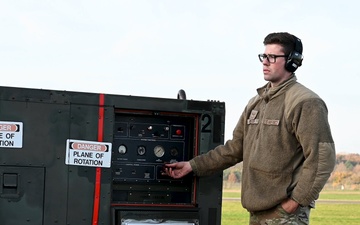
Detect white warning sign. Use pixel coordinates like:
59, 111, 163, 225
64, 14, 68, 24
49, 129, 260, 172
65, 139, 112, 168
0, 121, 23, 148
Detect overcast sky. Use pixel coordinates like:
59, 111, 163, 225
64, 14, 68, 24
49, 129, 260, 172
1, 1, 359, 154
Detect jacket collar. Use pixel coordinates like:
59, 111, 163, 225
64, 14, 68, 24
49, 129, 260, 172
257, 75, 297, 102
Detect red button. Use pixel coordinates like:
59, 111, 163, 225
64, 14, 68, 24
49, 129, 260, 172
176, 129, 182, 135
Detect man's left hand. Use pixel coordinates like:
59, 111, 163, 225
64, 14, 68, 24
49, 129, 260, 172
281, 198, 299, 214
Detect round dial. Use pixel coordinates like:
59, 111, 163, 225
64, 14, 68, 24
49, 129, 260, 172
170, 147, 178, 156
137, 146, 146, 156
153, 145, 165, 157
118, 145, 127, 154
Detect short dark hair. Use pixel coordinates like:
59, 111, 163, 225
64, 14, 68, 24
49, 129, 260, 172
263, 32, 299, 56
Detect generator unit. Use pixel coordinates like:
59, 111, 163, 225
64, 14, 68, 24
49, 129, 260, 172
0, 86, 225, 225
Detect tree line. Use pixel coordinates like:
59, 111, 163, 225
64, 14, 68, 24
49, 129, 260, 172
223, 153, 360, 190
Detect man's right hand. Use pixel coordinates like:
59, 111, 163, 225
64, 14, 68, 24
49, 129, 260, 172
162, 161, 192, 179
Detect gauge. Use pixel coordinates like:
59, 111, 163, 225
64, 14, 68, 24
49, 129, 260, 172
137, 146, 146, 156
118, 145, 127, 154
170, 147, 178, 156
153, 145, 165, 157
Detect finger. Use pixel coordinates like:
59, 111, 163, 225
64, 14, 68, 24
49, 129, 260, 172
162, 167, 169, 176
160, 168, 167, 176
164, 167, 173, 177
164, 162, 178, 168
174, 171, 182, 178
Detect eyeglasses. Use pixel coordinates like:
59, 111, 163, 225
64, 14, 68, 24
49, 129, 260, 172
258, 54, 288, 63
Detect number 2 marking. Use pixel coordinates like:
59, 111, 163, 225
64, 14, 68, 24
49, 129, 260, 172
201, 114, 212, 133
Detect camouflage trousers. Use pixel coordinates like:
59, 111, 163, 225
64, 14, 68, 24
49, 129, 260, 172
249, 204, 311, 225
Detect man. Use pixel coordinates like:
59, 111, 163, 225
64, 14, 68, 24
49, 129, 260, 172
163, 32, 336, 225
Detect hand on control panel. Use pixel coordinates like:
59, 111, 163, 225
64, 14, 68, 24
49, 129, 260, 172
162, 161, 192, 179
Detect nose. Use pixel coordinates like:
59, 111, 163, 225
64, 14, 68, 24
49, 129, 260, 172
262, 57, 270, 65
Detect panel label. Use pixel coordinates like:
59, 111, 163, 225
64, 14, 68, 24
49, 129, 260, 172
0, 121, 23, 148
65, 139, 112, 168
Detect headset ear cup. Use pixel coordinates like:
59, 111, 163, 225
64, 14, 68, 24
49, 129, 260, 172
286, 35, 304, 72
285, 51, 303, 72
285, 52, 295, 72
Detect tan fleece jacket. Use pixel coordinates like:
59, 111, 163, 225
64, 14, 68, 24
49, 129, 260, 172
190, 75, 336, 212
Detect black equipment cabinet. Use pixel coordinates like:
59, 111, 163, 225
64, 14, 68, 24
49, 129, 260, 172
0, 86, 225, 225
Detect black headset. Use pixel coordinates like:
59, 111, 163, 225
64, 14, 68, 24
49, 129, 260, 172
285, 35, 303, 72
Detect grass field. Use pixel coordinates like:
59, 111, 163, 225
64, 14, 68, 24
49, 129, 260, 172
221, 190, 360, 225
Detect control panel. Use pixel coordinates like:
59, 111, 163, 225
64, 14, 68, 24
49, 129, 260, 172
112, 110, 197, 205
